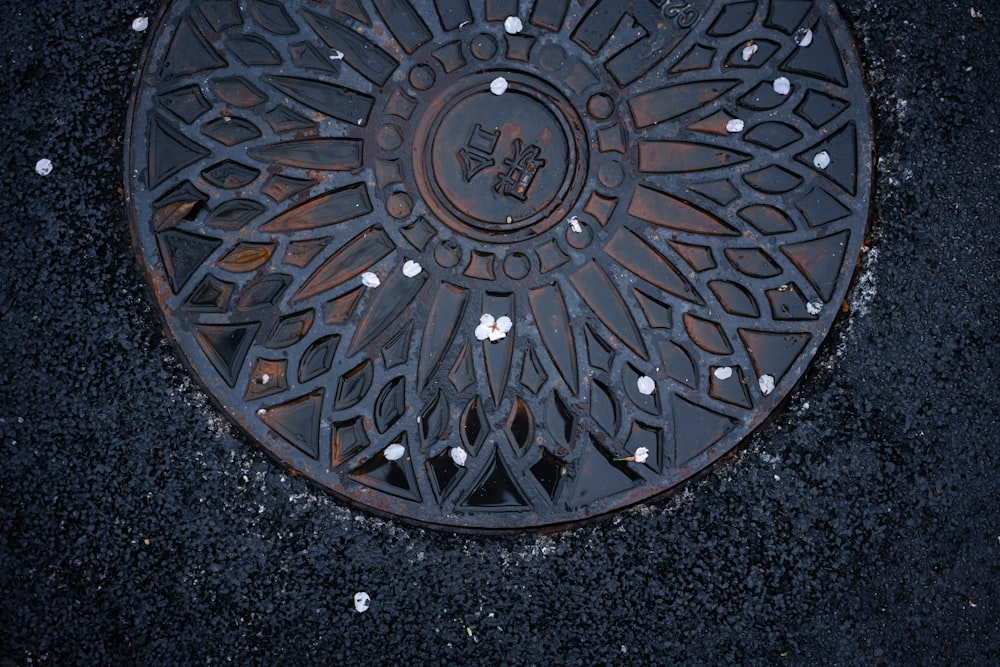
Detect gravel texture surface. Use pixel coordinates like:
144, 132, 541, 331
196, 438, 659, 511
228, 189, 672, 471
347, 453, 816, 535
1, 1, 998, 664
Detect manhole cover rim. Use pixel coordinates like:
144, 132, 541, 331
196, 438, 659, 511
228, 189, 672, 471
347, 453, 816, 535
124, 0, 875, 532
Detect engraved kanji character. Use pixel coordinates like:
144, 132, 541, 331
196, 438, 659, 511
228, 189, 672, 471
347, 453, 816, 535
494, 139, 546, 201
457, 124, 500, 182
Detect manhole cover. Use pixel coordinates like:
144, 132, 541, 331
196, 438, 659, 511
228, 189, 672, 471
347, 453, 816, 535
126, 0, 872, 531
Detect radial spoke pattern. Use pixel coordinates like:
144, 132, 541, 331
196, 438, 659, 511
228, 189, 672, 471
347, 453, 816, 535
126, 0, 873, 530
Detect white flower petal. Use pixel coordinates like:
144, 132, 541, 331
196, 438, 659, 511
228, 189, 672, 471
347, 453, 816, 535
795, 27, 814, 47
361, 271, 380, 288
742, 43, 758, 61
773, 77, 791, 95
480, 313, 495, 326
633, 447, 649, 464
450, 447, 468, 467
490, 77, 508, 96
353, 592, 371, 613
402, 260, 422, 277
488, 328, 507, 342
568, 215, 582, 233
636, 375, 656, 395
806, 301, 823, 315
713, 366, 734, 380
726, 118, 745, 133
758, 374, 776, 396
494, 316, 512, 333
330, 50, 345, 60
813, 150, 831, 170
131, 17, 149, 32
475, 324, 492, 341
384, 443, 406, 461
504, 16, 523, 34
34, 158, 53, 176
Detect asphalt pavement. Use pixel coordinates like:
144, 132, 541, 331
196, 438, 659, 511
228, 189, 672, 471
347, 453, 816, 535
1, 0, 998, 664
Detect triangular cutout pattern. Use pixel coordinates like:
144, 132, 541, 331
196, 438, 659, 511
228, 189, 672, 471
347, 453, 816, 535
159, 17, 226, 80
780, 19, 848, 86
672, 395, 737, 465
738, 330, 811, 384
147, 114, 210, 189
351, 434, 422, 502
781, 229, 851, 302
568, 437, 640, 508
157, 229, 221, 293
193, 322, 260, 387
460, 448, 530, 510
258, 391, 324, 459
797, 123, 858, 195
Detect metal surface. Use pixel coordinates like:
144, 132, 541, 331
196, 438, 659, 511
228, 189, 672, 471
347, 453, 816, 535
125, 0, 873, 531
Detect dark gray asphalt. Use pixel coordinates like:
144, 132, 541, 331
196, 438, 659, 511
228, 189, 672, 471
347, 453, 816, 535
2, 0, 998, 664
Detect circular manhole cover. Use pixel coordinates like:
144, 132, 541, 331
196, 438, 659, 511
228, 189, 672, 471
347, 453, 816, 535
126, 0, 872, 531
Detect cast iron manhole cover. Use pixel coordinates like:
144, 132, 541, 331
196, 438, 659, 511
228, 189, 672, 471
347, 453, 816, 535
126, 0, 872, 531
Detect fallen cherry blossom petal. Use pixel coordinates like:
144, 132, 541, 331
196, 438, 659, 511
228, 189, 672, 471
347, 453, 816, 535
490, 77, 508, 95
504, 16, 523, 34
773, 77, 791, 95
636, 375, 656, 395
34, 159, 53, 176
132, 17, 149, 32
330, 50, 344, 60
759, 374, 776, 395
361, 272, 380, 288
714, 366, 734, 380
726, 118, 745, 133
384, 443, 406, 461
353, 592, 371, 613
794, 27, 814, 47
742, 43, 758, 61
806, 301, 823, 315
402, 260, 422, 277
813, 150, 831, 170
633, 447, 649, 464
568, 216, 582, 233
476, 313, 512, 342
450, 447, 468, 467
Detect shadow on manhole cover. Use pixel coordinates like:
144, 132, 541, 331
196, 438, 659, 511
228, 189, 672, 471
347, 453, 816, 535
125, 0, 872, 531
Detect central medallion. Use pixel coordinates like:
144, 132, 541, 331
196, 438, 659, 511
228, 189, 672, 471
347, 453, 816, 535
413, 72, 587, 242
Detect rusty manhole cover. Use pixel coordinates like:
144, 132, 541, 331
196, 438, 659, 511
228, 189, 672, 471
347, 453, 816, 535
126, 0, 872, 530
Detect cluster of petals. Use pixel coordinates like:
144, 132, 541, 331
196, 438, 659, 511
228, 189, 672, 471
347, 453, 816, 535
475, 314, 512, 342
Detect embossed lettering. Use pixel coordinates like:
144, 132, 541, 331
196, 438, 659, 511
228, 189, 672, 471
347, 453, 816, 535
457, 124, 500, 182
494, 139, 546, 201
649, 0, 701, 29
